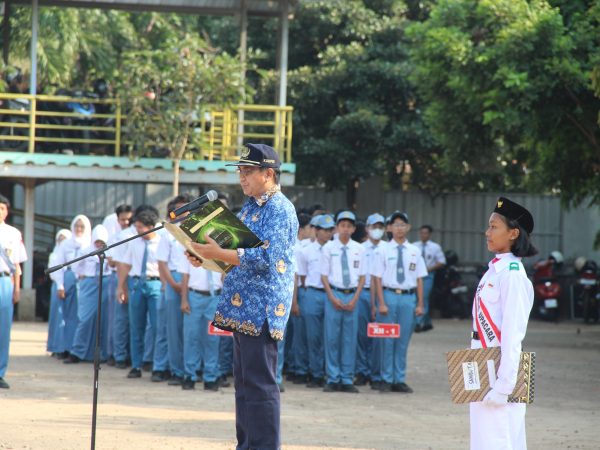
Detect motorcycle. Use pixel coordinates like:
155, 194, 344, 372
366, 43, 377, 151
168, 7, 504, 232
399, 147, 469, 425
436, 250, 470, 319
532, 251, 563, 321
0, 67, 30, 151
574, 257, 599, 324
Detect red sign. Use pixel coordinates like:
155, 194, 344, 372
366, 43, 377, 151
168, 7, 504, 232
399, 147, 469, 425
208, 324, 233, 337
367, 323, 400, 338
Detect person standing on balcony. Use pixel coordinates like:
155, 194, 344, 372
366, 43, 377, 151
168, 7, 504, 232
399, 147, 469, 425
412, 225, 446, 333
0, 194, 28, 389
186, 143, 298, 450
54, 214, 92, 359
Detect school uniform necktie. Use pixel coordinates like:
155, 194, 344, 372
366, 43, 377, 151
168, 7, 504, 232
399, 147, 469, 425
207, 270, 215, 296
341, 246, 350, 288
0, 243, 16, 274
140, 240, 149, 283
95, 261, 100, 278
421, 241, 426, 259
396, 245, 405, 284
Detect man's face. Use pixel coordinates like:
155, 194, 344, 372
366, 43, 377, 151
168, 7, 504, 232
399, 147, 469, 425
0, 202, 8, 223
391, 218, 410, 240
238, 166, 269, 197
316, 227, 333, 244
117, 211, 133, 229
135, 221, 153, 239
336, 220, 356, 240
419, 228, 431, 242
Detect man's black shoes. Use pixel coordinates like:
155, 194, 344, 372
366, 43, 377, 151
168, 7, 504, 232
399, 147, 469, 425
379, 381, 392, 393
204, 381, 219, 391
151, 370, 170, 382
392, 382, 414, 393
181, 378, 195, 390
168, 375, 183, 386
354, 373, 369, 386
63, 354, 81, 364
218, 375, 231, 388
0, 377, 9, 389
323, 382, 339, 392
340, 384, 359, 393
307, 377, 324, 388
127, 368, 142, 379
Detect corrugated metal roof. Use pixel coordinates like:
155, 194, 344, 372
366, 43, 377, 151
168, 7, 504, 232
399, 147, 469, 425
11, 0, 295, 16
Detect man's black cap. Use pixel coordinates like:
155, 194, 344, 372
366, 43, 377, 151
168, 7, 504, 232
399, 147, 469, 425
493, 197, 534, 234
226, 143, 281, 169
388, 210, 409, 224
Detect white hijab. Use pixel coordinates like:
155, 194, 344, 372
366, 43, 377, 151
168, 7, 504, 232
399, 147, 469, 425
69, 214, 92, 249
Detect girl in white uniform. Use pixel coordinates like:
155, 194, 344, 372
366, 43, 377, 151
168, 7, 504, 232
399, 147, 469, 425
470, 197, 537, 450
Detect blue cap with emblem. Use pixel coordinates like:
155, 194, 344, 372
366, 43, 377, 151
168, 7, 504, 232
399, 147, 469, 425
226, 143, 281, 168
310, 215, 321, 227
316, 214, 335, 229
336, 210, 356, 224
366, 213, 385, 226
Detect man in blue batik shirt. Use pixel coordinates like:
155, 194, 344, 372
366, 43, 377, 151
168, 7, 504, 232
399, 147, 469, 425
187, 143, 298, 450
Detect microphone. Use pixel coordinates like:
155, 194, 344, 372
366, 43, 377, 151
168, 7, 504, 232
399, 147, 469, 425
169, 190, 218, 219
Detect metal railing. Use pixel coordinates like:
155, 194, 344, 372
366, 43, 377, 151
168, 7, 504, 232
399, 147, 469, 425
0, 93, 293, 162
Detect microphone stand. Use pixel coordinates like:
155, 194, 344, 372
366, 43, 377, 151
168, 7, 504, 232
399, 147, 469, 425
45, 222, 169, 450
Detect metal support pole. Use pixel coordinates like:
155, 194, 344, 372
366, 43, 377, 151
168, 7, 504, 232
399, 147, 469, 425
29, 0, 38, 96
237, 0, 247, 148
277, 0, 289, 108
23, 178, 35, 290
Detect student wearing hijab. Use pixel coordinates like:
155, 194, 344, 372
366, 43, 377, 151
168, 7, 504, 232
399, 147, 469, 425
47, 229, 72, 357
65, 225, 110, 363
53, 214, 92, 357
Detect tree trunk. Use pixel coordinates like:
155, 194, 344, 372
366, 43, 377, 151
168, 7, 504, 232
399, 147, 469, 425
346, 177, 359, 211
172, 158, 180, 196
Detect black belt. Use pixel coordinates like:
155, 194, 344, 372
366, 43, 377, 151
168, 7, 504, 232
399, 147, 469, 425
307, 286, 324, 291
189, 288, 222, 296
132, 276, 160, 281
331, 286, 356, 295
471, 331, 480, 340
384, 287, 416, 295
0, 271, 11, 277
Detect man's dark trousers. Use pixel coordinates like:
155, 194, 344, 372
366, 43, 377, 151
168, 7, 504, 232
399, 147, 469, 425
234, 320, 280, 450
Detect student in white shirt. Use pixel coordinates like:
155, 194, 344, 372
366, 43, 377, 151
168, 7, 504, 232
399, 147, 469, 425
372, 211, 426, 393
47, 229, 71, 356
65, 225, 110, 363
0, 195, 28, 389
413, 225, 446, 332
320, 211, 365, 393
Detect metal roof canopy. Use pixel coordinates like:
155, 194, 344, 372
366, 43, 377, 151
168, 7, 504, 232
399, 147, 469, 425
9, 0, 295, 16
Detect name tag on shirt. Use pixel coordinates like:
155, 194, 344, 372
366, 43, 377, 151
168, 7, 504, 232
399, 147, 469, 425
367, 323, 400, 338
208, 323, 233, 337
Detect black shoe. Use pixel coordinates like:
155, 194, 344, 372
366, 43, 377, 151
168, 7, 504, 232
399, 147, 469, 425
63, 354, 82, 364
151, 370, 169, 382
414, 324, 424, 333
106, 356, 116, 367
307, 377, 324, 388
392, 382, 414, 393
379, 381, 392, 393
422, 324, 434, 332
204, 381, 219, 391
127, 368, 142, 379
168, 375, 183, 386
323, 383, 339, 393
354, 373, 369, 386
293, 374, 308, 385
340, 384, 359, 393
0, 377, 9, 389
278, 383, 285, 393
181, 377, 195, 390
56, 351, 69, 360
142, 361, 153, 372
218, 375, 231, 388
115, 360, 128, 369
51, 352, 59, 359
371, 380, 381, 390
196, 370, 203, 379
285, 373, 297, 382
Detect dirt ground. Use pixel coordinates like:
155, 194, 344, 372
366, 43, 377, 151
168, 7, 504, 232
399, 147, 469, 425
1, 319, 598, 450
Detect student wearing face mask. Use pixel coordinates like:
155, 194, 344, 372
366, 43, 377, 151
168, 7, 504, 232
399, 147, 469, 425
354, 213, 386, 388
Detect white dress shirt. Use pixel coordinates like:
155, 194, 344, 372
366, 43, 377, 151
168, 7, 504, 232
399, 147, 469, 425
412, 239, 446, 271
320, 238, 365, 289
361, 239, 386, 289
298, 240, 327, 289
181, 259, 223, 292
0, 222, 27, 273
372, 240, 427, 289
121, 234, 161, 277
156, 230, 187, 272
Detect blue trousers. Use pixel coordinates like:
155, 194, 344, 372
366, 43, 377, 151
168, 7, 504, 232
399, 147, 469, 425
324, 291, 358, 385
143, 317, 154, 363
62, 270, 79, 353
46, 282, 63, 353
166, 271, 184, 377
276, 337, 285, 384
70, 276, 110, 361
128, 277, 161, 369
113, 284, 130, 363
183, 290, 220, 382
234, 320, 280, 450
0, 276, 14, 378
153, 290, 169, 371
415, 273, 434, 328
290, 288, 308, 376
106, 272, 118, 358
379, 291, 416, 384
355, 288, 373, 377
303, 287, 326, 379
219, 335, 233, 376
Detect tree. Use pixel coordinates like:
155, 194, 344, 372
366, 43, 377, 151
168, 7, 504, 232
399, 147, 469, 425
408, 0, 600, 203
116, 33, 249, 195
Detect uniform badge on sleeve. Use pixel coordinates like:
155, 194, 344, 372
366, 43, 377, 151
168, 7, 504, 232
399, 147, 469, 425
509, 262, 520, 271
261, 240, 270, 249
231, 293, 243, 307
252, 213, 259, 222
276, 260, 287, 273
275, 303, 286, 317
